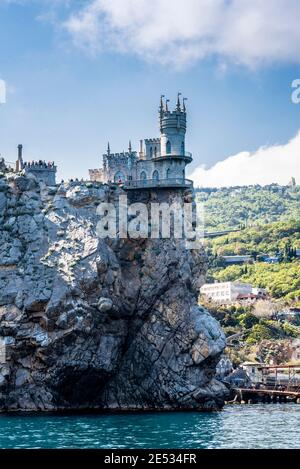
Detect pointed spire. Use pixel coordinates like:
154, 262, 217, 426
183, 97, 187, 113
176, 92, 182, 111
107, 142, 111, 155
128, 140, 132, 154
159, 94, 165, 127
160, 94, 165, 114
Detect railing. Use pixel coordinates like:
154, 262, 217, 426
123, 178, 193, 189
153, 151, 192, 160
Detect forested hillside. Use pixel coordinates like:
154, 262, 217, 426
196, 184, 300, 231
200, 185, 300, 303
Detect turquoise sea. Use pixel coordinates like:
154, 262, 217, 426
0, 404, 299, 449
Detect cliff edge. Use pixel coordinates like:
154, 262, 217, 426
0, 169, 227, 411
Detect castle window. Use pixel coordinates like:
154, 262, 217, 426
154, 146, 157, 157
140, 171, 147, 180
153, 170, 159, 182
181, 141, 185, 155
114, 171, 125, 183
150, 147, 153, 158
166, 140, 171, 154
166, 168, 171, 179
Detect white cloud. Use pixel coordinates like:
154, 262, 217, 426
0, 79, 6, 104
189, 130, 300, 188
62, 0, 300, 68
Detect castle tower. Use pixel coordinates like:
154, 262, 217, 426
16, 144, 23, 172
146, 94, 192, 185
160, 93, 186, 157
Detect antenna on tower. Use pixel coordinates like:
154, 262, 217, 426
107, 142, 111, 155
183, 97, 187, 112
165, 99, 170, 112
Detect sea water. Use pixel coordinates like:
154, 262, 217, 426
0, 404, 299, 449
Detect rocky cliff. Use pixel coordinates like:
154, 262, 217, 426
0, 167, 227, 411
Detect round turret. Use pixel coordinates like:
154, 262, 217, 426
160, 94, 187, 157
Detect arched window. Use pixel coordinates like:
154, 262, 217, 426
140, 171, 147, 180
154, 146, 157, 157
150, 147, 153, 159
166, 140, 171, 154
166, 168, 171, 179
182, 169, 185, 181
114, 171, 125, 183
181, 141, 185, 155
153, 170, 159, 182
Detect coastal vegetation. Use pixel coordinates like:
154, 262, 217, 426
198, 186, 300, 303
199, 184, 300, 364
196, 183, 300, 231
202, 300, 300, 365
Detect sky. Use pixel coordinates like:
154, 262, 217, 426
1, 0, 300, 186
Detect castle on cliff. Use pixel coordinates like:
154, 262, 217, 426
89, 94, 193, 189
12, 94, 192, 189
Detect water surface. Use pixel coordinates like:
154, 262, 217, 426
0, 404, 299, 449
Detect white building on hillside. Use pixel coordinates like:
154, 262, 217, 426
200, 281, 253, 303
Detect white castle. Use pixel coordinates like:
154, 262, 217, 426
89, 94, 193, 190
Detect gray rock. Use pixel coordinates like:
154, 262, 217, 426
0, 192, 6, 211
0, 374, 6, 387
15, 369, 30, 387
97, 297, 113, 312
0, 172, 227, 412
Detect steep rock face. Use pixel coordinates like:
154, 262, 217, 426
0, 170, 227, 411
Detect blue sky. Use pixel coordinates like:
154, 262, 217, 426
1, 0, 300, 184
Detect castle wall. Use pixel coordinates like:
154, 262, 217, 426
144, 139, 161, 159
157, 159, 186, 180
136, 160, 155, 180
136, 158, 186, 181
89, 168, 105, 183
24, 166, 56, 186
105, 152, 137, 182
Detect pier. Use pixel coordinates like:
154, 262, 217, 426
230, 364, 300, 404
234, 387, 300, 404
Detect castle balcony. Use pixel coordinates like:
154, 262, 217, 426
153, 152, 192, 163
123, 177, 193, 190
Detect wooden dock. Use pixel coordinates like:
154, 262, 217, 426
233, 387, 300, 404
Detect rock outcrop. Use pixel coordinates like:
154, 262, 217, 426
0, 168, 227, 411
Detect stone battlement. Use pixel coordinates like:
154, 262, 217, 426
23, 161, 56, 171
144, 138, 160, 143
104, 151, 137, 161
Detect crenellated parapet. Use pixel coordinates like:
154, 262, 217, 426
104, 151, 137, 164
